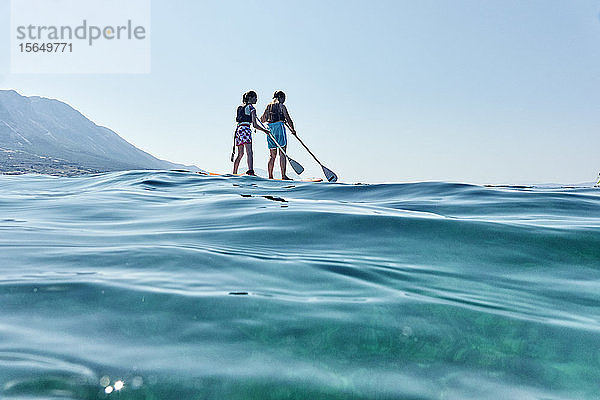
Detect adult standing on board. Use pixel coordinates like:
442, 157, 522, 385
260, 91, 296, 180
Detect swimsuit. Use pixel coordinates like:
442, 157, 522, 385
267, 121, 286, 149
235, 123, 252, 146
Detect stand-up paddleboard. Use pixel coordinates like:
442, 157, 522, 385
197, 171, 323, 182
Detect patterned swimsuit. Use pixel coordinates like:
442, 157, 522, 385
235, 123, 252, 146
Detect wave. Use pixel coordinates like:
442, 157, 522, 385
0, 171, 599, 399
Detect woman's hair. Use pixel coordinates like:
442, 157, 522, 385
242, 90, 257, 104
273, 90, 286, 102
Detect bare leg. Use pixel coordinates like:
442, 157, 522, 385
268, 148, 277, 179
279, 146, 289, 179
245, 143, 254, 173
233, 145, 244, 174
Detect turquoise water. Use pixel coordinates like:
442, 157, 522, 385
1, 170, 599, 400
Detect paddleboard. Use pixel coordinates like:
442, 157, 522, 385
197, 171, 323, 182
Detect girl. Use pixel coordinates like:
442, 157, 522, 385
233, 91, 269, 175
260, 90, 296, 180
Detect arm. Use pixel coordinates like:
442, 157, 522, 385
252, 110, 269, 133
282, 105, 296, 135
260, 106, 268, 123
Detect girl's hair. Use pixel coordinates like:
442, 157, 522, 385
273, 90, 286, 102
242, 90, 257, 104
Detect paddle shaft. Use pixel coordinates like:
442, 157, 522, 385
289, 129, 323, 167
257, 120, 289, 157
230, 125, 237, 162
284, 122, 338, 182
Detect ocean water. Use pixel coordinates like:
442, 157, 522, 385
0, 170, 599, 400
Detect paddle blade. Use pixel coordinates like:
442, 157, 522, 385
289, 158, 304, 175
322, 166, 337, 182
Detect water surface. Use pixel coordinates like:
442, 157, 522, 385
1, 171, 599, 399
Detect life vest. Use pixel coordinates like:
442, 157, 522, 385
236, 104, 254, 123
265, 102, 285, 123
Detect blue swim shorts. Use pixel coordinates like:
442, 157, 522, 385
267, 121, 287, 149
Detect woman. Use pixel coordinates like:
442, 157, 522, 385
233, 91, 269, 175
260, 90, 296, 180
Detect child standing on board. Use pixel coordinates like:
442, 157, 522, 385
233, 91, 269, 175
260, 90, 296, 180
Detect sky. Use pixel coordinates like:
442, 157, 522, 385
0, 0, 599, 184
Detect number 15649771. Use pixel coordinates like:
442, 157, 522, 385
19, 43, 72, 52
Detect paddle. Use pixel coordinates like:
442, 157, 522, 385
230, 126, 236, 162
287, 124, 337, 182
257, 120, 304, 175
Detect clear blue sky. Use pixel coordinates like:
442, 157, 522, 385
1, 0, 599, 183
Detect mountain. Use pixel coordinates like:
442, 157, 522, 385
0, 90, 199, 175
